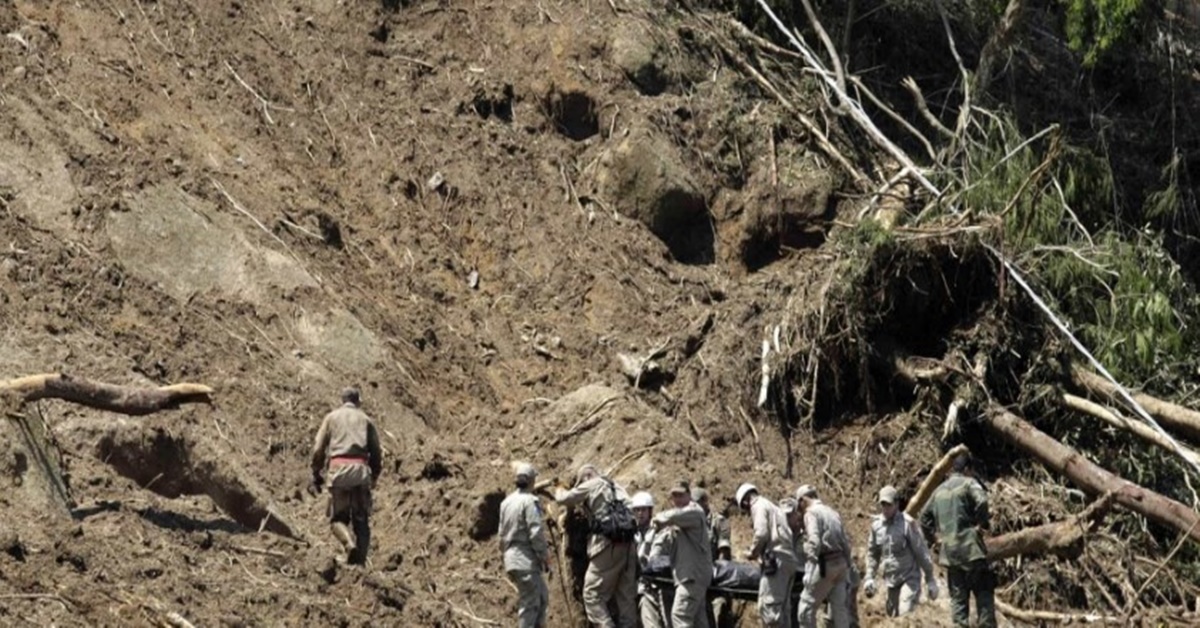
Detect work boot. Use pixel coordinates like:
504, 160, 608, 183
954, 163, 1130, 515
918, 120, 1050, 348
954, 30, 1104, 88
332, 522, 356, 554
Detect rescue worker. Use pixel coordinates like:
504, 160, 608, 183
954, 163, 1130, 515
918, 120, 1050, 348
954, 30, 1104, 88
863, 485, 937, 617
920, 454, 995, 628
309, 387, 382, 565
653, 482, 713, 628
736, 483, 796, 628
693, 487, 732, 561
794, 485, 850, 628
555, 464, 637, 628
499, 463, 550, 628
784, 497, 859, 628
633, 491, 667, 628
693, 487, 732, 625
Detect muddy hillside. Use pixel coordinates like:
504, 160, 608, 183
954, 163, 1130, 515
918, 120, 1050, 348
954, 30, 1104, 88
3, 0, 1200, 626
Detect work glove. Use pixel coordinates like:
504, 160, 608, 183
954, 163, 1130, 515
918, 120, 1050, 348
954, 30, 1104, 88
863, 578, 877, 598
307, 475, 323, 497
928, 579, 940, 600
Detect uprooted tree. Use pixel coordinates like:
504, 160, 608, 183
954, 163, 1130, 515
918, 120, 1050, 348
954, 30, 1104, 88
688, 0, 1200, 621
1, 373, 300, 539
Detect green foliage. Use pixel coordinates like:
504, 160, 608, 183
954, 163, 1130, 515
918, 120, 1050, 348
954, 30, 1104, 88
956, 114, 1198, 382
1062, 0, 1150, 65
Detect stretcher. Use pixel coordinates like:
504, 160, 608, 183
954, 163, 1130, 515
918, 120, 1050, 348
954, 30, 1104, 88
640, 557, 803, 602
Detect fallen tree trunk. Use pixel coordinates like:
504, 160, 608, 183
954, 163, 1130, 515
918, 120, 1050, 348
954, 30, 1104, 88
1072, 367, 1200, 442
905, 443, 970, 518
1, 373, 213, 415
986, 405, 1200, 546
1061, 393, 1200, 467
985, 491, 1116, 561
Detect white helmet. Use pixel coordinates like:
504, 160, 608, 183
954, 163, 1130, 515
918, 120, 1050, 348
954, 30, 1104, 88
735, 483, 758, 508
630, 491, 654, 509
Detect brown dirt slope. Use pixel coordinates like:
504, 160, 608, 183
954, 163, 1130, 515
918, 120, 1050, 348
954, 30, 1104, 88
0, 1, 1117, 627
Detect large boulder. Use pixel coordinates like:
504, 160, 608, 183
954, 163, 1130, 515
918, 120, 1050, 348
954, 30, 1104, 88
609, 22, 669, 96
587, 129, 711, 263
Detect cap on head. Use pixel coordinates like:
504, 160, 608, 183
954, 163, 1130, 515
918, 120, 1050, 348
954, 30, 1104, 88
669, 480, 691, 497
576, 464, 599, 485
691, 487, 709, 503
953, 452, 974, 473
630, 491, 655, 509
795, 484, 818, 501
341, 387, 361, 406
878, 485, 899, 505
735, 483, 758, 508
514, 462, 537, 481
780, 497, 798, 514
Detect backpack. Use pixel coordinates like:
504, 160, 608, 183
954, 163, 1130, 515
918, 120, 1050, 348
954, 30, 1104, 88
589, 478, 638, 543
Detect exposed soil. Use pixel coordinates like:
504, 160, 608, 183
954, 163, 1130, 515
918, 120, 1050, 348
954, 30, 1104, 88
0, 1, 1194, 627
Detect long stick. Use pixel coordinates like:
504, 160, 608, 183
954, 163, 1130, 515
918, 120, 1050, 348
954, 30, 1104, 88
1, 373, 213, 415
1072, 368, 1200, 443
905, 444, 969, 517
1061, 393, 1200, 466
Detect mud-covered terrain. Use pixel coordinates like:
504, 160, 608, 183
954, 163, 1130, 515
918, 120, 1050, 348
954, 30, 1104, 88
2, 0, 1199, 626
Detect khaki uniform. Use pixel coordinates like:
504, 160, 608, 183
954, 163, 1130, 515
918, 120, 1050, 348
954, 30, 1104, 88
638, 525, 674, 628
655, 502, 713, 628
499, 490, 550, 628
748, 496, 797, 627
920, 473, 995, 628
556, 477, 637, 628
796, 500, 850, 628
708, 511, 733, 624
310, 402, 382, 565
866, 512, 934, 616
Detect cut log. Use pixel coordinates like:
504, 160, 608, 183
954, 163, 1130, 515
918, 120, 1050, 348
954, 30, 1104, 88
985, 491, 1116, 561
986, 405, 1200, 546
1072, 367, 1200, 442
1061, 393, 1200, 467
1, 373, 213, 416
905, 444, 970, 518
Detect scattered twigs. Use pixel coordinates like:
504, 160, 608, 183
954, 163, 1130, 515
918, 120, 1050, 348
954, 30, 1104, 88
1125, 519, 1200, 619
797, 0, 847, 111
996, 599, 1120, 624
0, 593, 74, 612
607, 444, 660, 478
972, 0, 1026, 97
753, 1, 939, 197
901, 77, 954, 140
209, 178, 291, 251
905, 444, 969, 517
848, 76, 936, 161
932, 0, 971, 141
224, 60, 293, 125
717, 41, 867, 187
1061, 393, 1200, 467
550, 394, 622, 447
449, 603, 501, 625
738, 407, 765, 462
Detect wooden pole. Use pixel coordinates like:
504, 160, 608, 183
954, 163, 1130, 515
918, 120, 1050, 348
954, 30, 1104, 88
905, 444, 970, 518
1072, 367, 1200, 442
1, 373, 213, 415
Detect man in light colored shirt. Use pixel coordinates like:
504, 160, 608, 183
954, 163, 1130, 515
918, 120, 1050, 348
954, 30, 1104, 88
499, 463, 550, 627
864, 485, 937, 617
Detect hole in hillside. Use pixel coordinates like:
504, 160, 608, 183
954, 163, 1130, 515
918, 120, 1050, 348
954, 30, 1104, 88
419, 454, 455, 481
381, 0, 409, 10
664, 216, 716, 265
741, 221, 828, 271
317, 213, 343, 248
545, 90, 599, 141
1, 533, 26, 562
370, 22, 390, 43
467, 491, 505, 541
469, 85, 514, 123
